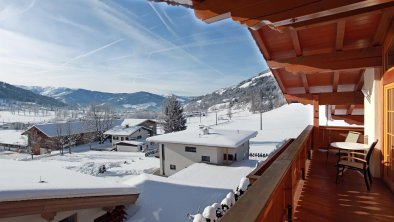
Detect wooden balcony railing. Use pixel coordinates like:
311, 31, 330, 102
220, 125, 314, 222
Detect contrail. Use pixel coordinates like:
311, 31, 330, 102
62, 39, 123, 65
147, 2, 178, 37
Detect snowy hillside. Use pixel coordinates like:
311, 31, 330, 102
184, 69, 285, 112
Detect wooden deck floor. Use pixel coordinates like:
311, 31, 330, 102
294, 151, 394, 222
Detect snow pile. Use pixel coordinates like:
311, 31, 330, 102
0, 159, 138, 202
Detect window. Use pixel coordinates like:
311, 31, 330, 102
170, 164, 176, 170
201, 155, 210, 162
185, 146, 196, 152
224, 154, 234, 161
137, 135, 142, 139
121, 137, 124, 141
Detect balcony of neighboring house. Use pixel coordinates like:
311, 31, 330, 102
220, 125, 394, 222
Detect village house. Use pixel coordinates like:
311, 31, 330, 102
147, 127, 258, 176
104, 119, 157, 152
22, 120, 122, 155
0, 159, 139, 222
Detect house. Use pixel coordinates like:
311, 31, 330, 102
121, 119, 157, 135
104, 119, 157, 152
147, 127, 257, 176
0, 130, 28, 151
22, 120, 122, 155
0, 159, 139, 222
151, 1, 394, 221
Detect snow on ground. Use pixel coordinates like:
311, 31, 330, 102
0, 110, 55, 123
0, 130, 27, 146
0, 159, 138, 202
169, 160, 258, 190
124, 174, 231, 222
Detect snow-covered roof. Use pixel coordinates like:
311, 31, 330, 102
25, 119, 123, 138
104, 125, 148, 136
121, 118, 154, 127
147, 129, 257, 148
0, 159, 138, 202
0, 130, 27, 146
116, 140, 145, 146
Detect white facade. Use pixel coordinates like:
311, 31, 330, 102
159, 141, 250, 176
111, 128, 150, 148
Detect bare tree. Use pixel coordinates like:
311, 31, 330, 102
86, 104, 115, 144
54, 123, 67, 155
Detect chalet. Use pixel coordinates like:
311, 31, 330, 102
151, 0, 394, 221
0, 159, 139, 222
121, 119, 157, 135
147, 127, 257, 176
104, 125, 152, 152
22, 120, 122, 155
0, 130, 28, 151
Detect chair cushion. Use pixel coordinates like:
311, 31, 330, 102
338, 160, 364, 169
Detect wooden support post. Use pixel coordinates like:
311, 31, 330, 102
313, 95, 319, 150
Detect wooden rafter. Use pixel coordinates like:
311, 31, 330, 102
268, 46, 382, 71
347, 104, 356, 115
336, 21, 346, 51
289, 28, 302, 56
272, 69, 287, 94
285, 92, 364, 105
333, 71, 340, 92
301, 73, 309, 93
331, 115, 364, 125
354, 69, 366, 91
371, 9, 394, 46
250, 29, 271, 60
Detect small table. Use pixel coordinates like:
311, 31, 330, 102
330, 142, 369, 163
330, 142, 369, 151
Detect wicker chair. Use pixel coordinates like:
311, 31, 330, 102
335, 140, 378, 191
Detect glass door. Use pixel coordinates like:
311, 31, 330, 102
384, 80, 394, 191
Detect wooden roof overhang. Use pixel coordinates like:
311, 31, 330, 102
0, 194, 139, 220
152, 0, 394, 125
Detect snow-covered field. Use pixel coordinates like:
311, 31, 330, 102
0, 110, 55, 123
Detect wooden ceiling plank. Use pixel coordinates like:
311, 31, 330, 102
354, 69, 366, 91
333, 71, 340, 92
289, 28, 302, 56
268, 46, 382, 71
371, 9, 394, 46
272, 69, 287, 94
336, 21, 346, 51
251, 29, 271, 60
284, 91, 364, 105
301, 73, 309, 93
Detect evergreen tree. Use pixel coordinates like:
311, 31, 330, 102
163, 95, 186, 133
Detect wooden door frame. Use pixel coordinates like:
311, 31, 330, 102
382, 68, 394, 191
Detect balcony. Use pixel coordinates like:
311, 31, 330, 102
220, 125, 394, 222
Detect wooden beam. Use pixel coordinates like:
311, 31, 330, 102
336, 21, 346, 51
301, 73, 309, 93
372, 9, 394, 46
313, 95, 319, 150
333, 71, 340, 92
354, 69, 366, 91
267, 46, 382, 71
284, 92, 364, 105
347, 104, 356, 115
250, 29, 271, 60
272, 69, 287, 94
0, 194, 139, 218
331, 115, 364, 125
289, 28, 302, 56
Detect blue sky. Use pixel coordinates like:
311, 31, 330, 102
0, 0, 267, 96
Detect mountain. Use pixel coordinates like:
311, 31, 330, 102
184, 69, 285, 112
0, 82, 66, 107
20, 86, 193, 111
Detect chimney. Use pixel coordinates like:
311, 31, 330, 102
125, 124, 129, 128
